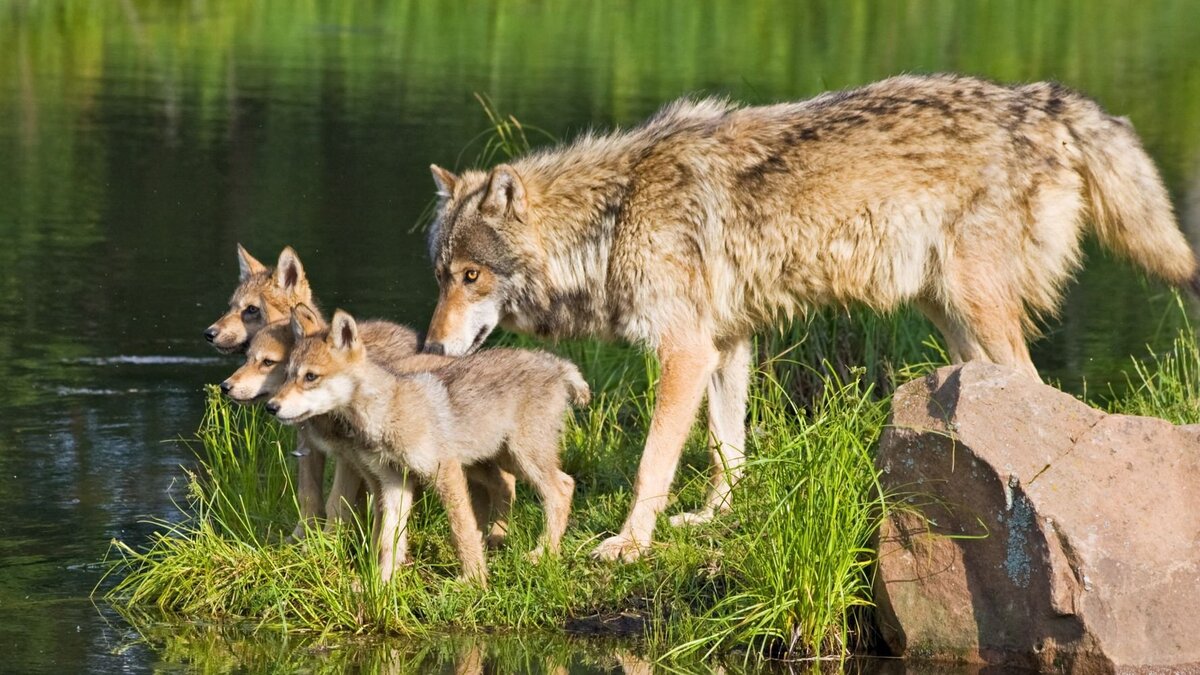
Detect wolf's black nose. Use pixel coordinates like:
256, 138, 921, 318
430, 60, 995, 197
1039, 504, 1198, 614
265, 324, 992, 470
219, 381, 232, 395
424, 342, 445, 356
204, 327, 219, 343
265, 402, 280, 416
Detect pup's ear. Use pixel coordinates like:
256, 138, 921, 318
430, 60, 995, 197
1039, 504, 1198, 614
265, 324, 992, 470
431, 164, 459, 199
329, 310, 361, 352
290, 303, 322, 340
275, 246, 307, 291
237, 244, 266, 281
482, 164, 527, 221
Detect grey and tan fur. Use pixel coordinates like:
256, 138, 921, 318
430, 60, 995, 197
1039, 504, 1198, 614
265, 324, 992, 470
423, 73, 1199, 561
268, 308, 588, 585
223, 313, 515, 551
211, 245, 514, 542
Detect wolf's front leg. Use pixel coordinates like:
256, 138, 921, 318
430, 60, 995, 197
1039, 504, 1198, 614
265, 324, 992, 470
592, 334, 718, 562
434, 458, 487, 586
670, 336, 751, 528
289, 439, 325, 542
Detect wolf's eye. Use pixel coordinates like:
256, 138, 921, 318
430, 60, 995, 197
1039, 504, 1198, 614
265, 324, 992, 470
463, 269, 479, 284
304, 372, 319, 383
262, 359, 276, 367
244, 305, 260, 316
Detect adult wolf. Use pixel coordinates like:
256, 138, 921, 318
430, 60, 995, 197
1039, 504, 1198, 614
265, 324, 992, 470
423, 74, 1199, 562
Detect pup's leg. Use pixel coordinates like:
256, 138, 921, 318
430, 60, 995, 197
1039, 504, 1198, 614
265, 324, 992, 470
488, 469, 516, 548
374, 468, 414, 583
434, 458, 487, 586
290, 438, 325, 542
323, 457, 364, 534
508, 424, 575, 561
671, 335, 751, 528
593, 333, 719, 562
465, 462, 514, 549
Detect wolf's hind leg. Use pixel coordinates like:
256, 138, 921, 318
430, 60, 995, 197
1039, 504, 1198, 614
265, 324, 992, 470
670, 335, 751, 528
915, 298, 986, 364
945, 273, 1040, 379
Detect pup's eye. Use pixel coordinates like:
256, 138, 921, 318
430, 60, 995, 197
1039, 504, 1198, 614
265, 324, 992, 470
262, 359, 276, 367
304, 372, 319, 383
244, 305, 260, 316
463, 269, 479, 284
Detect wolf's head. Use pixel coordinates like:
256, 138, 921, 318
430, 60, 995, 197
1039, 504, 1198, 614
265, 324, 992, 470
220, 320, 301, 404
205, 245, 314, 354
266, 306, 362, 424
423, 164, 531, 356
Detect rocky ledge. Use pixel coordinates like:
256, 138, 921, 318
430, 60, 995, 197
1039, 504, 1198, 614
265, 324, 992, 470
874, 363, 1200, 673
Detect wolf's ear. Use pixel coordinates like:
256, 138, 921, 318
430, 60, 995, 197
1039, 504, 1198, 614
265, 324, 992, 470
431, 164, 459, 199
290, 303, 322, 340
275, 246, 308, 292
237, 244, 267, 281
329, 310, 360, 352
483, 164, 528, 221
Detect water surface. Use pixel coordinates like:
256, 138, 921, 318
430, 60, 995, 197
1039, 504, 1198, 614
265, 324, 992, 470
1, 1, 1199, 671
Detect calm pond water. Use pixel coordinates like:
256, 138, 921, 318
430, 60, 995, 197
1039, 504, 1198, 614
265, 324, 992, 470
2, 1, 1199, 671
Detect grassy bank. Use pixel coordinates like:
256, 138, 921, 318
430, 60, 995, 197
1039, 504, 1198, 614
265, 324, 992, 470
102, 309, 939, 661
102, 299, 1199, 662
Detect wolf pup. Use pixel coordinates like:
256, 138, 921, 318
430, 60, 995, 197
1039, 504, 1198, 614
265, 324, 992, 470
222, 314, 515, 549
267, 308, 588, 586
208, 245, 515, 543
423, 73, 1200, 562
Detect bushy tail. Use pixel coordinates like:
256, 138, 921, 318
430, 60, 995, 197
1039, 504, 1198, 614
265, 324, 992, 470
563, 366, 591, 407
1071, 102, 1199, 294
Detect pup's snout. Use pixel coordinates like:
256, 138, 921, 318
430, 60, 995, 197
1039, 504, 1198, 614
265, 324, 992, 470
219, 380, 232, 395
204, 327, 219, 343
264, 401, 280, 416
424, 341, 446, 356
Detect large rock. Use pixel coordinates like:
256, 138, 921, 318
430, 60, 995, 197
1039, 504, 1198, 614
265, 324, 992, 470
874, 363, 1200, 673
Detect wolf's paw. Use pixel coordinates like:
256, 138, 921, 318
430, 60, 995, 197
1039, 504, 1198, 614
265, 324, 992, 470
591, 533, 646, 563
485, 532, 507, 550
668, 509, 715, 528
527, 544, 559, 564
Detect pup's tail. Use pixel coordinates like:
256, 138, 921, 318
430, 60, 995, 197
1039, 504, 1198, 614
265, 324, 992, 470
1070, 96, 1200, 295
563, 365, 591, 407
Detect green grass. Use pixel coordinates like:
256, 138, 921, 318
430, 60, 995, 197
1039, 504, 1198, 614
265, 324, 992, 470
101, 310, 938, 661
101, 301, 1200, 664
